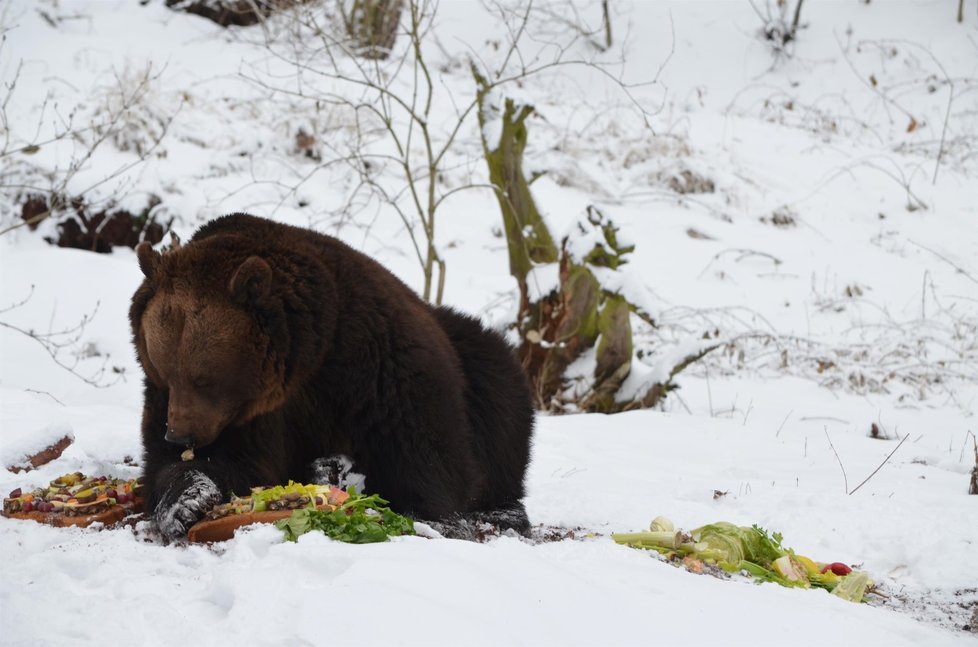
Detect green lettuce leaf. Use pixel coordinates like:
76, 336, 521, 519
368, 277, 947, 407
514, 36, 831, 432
690, 522, 786, 568
274, 487, 415, 544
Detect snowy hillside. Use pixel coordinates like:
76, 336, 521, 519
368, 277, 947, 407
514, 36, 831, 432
1, 0, 976, 645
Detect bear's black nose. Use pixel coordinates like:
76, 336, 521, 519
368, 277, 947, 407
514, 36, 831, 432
164, 425, 193, 447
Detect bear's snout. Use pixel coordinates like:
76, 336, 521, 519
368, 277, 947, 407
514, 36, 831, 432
165, 396, 225, 448
163, 423, 194, 447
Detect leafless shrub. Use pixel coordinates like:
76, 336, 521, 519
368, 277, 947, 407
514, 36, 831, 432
655, 281, 978, 414
759, 205, 796, 227
726, 35, 977, 182
526, 0, 613, 52
242, 0, 661, 304
0, 287, 126, 389
0, 52, 179, 238
665, 169, 715, 195
838, 36, 977, 177
749, 0, 805, 64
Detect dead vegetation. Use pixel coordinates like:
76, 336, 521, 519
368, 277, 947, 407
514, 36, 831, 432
1, 55, 178, 245
665, 169, 715, 195
164, 0, 311, 27
968, 434, 977, 495
19, 193, 169, 253
760, 206, 796, 228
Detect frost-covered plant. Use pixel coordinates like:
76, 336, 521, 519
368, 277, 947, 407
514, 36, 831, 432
84, 62, 175, 158
0, 54, 177, 238
751, 0, 805, 60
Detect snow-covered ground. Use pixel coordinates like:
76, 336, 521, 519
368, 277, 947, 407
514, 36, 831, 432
1, 1, 976, 645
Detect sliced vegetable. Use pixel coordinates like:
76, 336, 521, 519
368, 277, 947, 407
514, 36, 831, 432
649, 516, 674, 532
772, 555, 811, 587
832, 571, 872, 602
795, 555, 820, 577
610, 530, 684, 550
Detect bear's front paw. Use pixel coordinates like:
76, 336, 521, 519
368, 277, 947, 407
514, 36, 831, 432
155, 470, 222, 539
310, 455, 367, 492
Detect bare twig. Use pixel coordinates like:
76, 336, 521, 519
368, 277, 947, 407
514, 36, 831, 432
775, 409, 793, 437
790, 0, 805, 38
848, 433, 910, 495
697, 247, 782, 279
24, 388, 66, 406
601, 0, 611, 49
0, 285, 35, 314
824, 427, 849, 494
742, 398, 754, 426
0, 308, 124, 389
907, 239, 978, 285
957, 430, 974, 463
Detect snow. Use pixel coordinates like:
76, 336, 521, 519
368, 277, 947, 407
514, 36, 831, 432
1, 0, 977, 645
525, 262, 560, 302
0, 390, 74, 470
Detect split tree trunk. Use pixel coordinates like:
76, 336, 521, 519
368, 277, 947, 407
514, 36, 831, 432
474, 69, 659, 413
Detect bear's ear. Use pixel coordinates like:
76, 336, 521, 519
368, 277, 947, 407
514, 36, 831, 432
229, 256, 273, 305
136, 242, 161, 281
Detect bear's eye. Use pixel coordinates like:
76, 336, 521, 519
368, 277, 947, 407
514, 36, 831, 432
191, 376, 214, 389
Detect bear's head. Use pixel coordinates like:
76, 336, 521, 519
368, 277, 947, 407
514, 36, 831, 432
131, 238, 334, 449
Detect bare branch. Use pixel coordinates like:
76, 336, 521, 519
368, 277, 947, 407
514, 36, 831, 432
0, 300, 124, 389
824, 427, 849, 494
848, 433, 910, 495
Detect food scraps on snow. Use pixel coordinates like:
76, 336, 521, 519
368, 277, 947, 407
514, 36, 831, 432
188, 481, 416, 544
2, 472, 144, 528
3, 473, 416, 546
612, 517, 874, 603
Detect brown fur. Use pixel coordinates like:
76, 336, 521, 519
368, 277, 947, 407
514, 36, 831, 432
130, 213, 534, 537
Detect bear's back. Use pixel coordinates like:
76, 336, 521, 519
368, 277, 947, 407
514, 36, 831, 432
190, 213, 422, 309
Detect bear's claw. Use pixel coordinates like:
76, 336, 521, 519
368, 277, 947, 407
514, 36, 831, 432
155, 470, 221, 539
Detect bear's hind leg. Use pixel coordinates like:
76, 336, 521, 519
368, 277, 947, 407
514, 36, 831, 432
423, 502, 531, 541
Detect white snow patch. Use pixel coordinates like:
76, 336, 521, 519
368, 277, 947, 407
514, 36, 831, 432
525, 262, 560, 302
617, 337, 719, 404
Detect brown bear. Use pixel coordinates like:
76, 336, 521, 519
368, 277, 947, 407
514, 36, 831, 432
130, 213, 534, 539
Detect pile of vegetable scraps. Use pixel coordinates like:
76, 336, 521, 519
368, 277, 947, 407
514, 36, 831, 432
612, 517, 873, 603
275, 488, 415, 544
